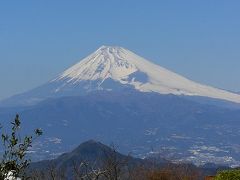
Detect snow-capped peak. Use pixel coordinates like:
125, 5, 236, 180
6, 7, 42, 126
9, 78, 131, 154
52, 45, 240, 103
1, 45, 240, 108
57, 46, 138, 83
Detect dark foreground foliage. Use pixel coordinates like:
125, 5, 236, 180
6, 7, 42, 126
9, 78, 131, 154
215, 169, 240, 180
0, 114, 42, 179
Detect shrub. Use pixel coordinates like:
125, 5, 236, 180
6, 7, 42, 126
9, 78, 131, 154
215, 169, 240, 180
0, 114, 42, 179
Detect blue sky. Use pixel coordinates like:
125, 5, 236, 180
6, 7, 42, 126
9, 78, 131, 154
0, 0, 240, 100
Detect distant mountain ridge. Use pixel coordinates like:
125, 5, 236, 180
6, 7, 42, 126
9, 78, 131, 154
28, 140, 225, 179
30, 140, 145, 166
28, 140, 147, 179
1, 45, 240, 107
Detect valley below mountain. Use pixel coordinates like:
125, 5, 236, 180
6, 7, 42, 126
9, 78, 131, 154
1, 91, 240, 167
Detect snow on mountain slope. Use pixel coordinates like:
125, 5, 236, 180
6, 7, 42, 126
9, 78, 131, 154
52, 45, 240, 103
1, 45, 240, 107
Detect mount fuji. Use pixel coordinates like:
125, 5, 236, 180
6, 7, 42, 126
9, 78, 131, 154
1, 45, 240, 107
1, 46, 240, 167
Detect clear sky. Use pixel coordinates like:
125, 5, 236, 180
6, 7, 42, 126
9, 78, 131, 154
0, 0, 240, 100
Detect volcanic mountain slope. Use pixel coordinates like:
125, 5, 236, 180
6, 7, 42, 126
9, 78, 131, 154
1, 45, 240, 167
1, 45, 240, 107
